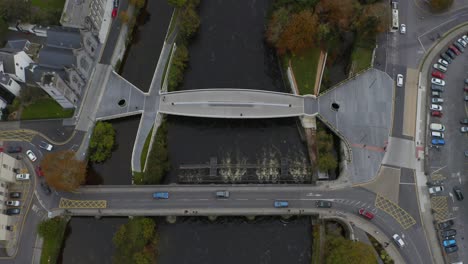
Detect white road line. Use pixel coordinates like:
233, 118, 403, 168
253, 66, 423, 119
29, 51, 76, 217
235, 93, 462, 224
256, 198, 268, 201
400, 182, 416, 185
236, 198, 248, 201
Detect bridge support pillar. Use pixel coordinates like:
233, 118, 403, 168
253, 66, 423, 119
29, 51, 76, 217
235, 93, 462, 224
208, 215, 218, 222
166, 215, 177, 224
246, 215, 256, 221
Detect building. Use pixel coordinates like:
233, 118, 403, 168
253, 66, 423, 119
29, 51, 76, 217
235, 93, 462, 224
0, 49, 34, 83
0, 152, 19, 243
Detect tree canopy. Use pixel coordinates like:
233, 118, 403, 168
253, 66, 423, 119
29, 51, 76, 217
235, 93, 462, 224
276, 10, 318, 54
89, 121, 116, 163
325, 235, 377, 264
41, 150, 86, 191
429, 0, 453, 12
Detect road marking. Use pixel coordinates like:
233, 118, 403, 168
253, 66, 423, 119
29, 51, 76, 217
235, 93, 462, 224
198, 198, 208, 201
235, 198, 248, 201
375, 194, 416, 229
256, 198, 268, 201
399, 182, 415, 185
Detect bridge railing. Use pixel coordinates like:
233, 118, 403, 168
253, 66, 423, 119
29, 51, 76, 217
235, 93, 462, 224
319, 67, 373, 97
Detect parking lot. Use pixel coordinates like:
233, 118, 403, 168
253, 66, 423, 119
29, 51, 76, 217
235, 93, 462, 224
427, 34, 468, 262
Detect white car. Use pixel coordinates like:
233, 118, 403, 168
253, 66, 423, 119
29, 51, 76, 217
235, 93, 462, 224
433, 63, 447, 73
400, 24, 406, 34
457, 38, 467, 47
5, 201, 20, 207
26, 150, 37, 162
437, 59, 449, 67
430, 104, 442, 111
397, 74, 404, 87
462, 35, 468, 42
431, 78, 445, 86
429, 186, 444, 194
16, 174, 30, 181
461, 127, 468, 133
38, 141, 53, 151
431, 98, 443, 104
392, 234, 405, 247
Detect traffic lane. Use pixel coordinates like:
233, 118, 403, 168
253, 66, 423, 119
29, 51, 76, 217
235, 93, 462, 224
20, 120, 74, 143
391, 65, 407, 138
100, 0, 128, 64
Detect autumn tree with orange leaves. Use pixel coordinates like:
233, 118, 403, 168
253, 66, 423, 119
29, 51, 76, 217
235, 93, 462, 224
275, 10, 318, 54
41, 150, 86, 192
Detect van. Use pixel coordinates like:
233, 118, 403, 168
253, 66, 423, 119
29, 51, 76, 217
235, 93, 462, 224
431, 131, 444, 138
430, 123, 446, 131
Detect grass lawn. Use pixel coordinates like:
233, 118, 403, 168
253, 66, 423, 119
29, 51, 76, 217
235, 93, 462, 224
140, 126, 154, 171
290, 47, 321, 95
21, 98, 74, 120
351, 46, 373, 73
40, 218, 67, 264
31, 0, 65, 9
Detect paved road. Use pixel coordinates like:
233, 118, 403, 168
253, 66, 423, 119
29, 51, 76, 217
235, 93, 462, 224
100, 0, 129, 64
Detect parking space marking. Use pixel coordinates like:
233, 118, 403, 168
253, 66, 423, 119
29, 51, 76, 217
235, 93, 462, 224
375, 194, 416, 229
430, 173, 446, 181
59, 198, 107, 209
0, 130, 37, 142
430, 196, 451, 222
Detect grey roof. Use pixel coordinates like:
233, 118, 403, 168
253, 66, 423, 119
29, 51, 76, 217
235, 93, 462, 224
46, 27, 81, 49
38, 46, 76, 69
0, 49, 16, 75
5, 40, 29, 51
25, 64, 66, 85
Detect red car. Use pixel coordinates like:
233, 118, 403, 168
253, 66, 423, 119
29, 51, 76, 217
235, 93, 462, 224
35, 166, 44, 177
358, 208, 375, 220
465, 86, 468, 92
431, 111, 443, 117
449, 45, 461, 55
112, 0, 119, 18
432, 70, 445, 79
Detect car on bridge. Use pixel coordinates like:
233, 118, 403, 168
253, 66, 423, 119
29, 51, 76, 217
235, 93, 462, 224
358, 208, 374, 220
153, 192, 169, 199
215, 190, 229, 198
274, 200, 288, 208
316, 200, 332, 208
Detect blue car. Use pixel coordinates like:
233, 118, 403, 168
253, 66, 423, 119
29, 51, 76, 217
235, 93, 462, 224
432, 138, 445, 145
443, 239, 457, 247
152, 192, 169, 199
274, 201, 289, 208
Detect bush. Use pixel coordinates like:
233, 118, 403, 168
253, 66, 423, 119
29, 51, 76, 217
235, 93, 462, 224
178, 0, 200, 40
142, 120, 169, 184
89, 121, 116, 163
168, 44, 189, 91
430, 0, 453, 12
37, 217, 67, 264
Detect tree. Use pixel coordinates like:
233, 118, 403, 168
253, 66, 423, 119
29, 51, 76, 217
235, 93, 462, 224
178, 3, 200, 39
168, 44, 189, 91
429, 0, 453, 12
276, 9, 319, 54
167, 0, 187, 7
265, 7, 290, 46
130, 0, 146, 8
316, 0, 360, 32
37, 217, 66, 238
89, 121, 116, 163
355, 3, 389, 38
325, 235, 377, 264
0, 0, 31, 22
317, 153, 338, 172
119, 10, 129, 24
41, 150, 86, 191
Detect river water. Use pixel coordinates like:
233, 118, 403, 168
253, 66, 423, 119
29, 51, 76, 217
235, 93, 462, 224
62, 0, 312, 262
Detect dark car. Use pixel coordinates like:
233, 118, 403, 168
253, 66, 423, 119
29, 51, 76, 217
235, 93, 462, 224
440, 53, 452, 63
453, 186, 464, 201
445, 245, 458, 254
6, 146, 22, 154
40, 182, 52, 195
316, 200, 332, 208
453, 42, 464, 53
445, 49, 456, 59
438, 220, 454, 230
431, 84, 444, 92
5, 208, 20, 215
9, 192, 21, 199
461, 119, 468, 125
441, 229, 457, 238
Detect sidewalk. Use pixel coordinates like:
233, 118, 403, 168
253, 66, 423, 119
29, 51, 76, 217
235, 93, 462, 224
414, 23, 468, 264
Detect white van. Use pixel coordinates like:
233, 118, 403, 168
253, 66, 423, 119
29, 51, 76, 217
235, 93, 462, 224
431, 131, 444, 138
430, 123, 446, 132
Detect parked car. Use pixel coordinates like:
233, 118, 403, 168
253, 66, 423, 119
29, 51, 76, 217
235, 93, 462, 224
26, 150, 37, 162
6, 146, 22, 154
431, 138, 445, 145
465, 78, 468, 85
274, 200, 289, 208
438, 220, 454, 230
16, 174, 30, 181
431, 78, 445, 86
433, 63, 447, 73
38, 141, 53, 151
429, 185, 444, 194
430, 123, 445, 131
445, 245, 458, 253
440, 53, 452, 64
440, 229, 457, 238
431, 131, 444, 138
431, 85, 444, 92
9, 192, 21, 199
457, 38, 467, 47
358, 208, 374, 220
397, 74, 404, 87
445, 49, 456, 59
40, 182, 52, 195
437, 58, 449, 66
152, 192, 169, 199
5, 208, 20, 215
431, 111, 443, 117
465, 85, 468, 92
215, 190, 230, 198
4, 201, 20, 207
430, 104, 442, 111
392, 234, 405, 247
449, 45, 461, 55
465, 95, 468, 101
35, 166, 44, 177
453, 186, 464, 201
453, 42, 464, 52
432, 91, 441, 97
432, 70, 445, 79
461, 119, 468, 125
443, 239, 457, 247
431, 98, 443, 104
461, 127, 468, 133
112, 0, 119, 18
316, 200, 332, 208
400, 24, 406, 34
462, 35, 468, 42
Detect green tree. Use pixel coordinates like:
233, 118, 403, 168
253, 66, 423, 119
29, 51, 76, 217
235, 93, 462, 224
325, 235, 377, 264
0, 0, 31, 22
37, 217, 65, 238
168, 44, 189, 91
179, 3, 200, 39
168, 0, 187, 7
265, 7, 290, 46
89, 121, 116, 163
429, 0, 453, 12
130, 0, 146, 8
41, 150, 87, 191
133, 251, 152, 264
317, 153, 338, 172
143, 120, 169, 184
316, 130, 333, 153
